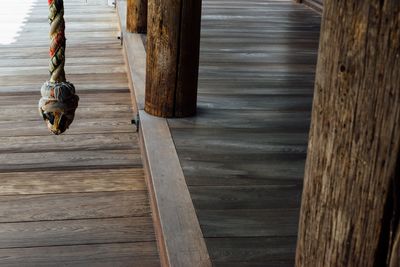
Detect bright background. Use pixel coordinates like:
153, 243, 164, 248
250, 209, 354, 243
0, 0, 38, 45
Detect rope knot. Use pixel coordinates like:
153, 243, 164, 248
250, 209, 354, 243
39, 81, 79, 135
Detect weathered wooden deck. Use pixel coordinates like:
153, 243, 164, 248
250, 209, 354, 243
0, 1, 160, 266
167, 0, 321, 266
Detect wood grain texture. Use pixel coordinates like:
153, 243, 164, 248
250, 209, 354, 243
390, 225, 400, 267
0, 133, 138, 153
190, 185, 302, 210
0, 0, 160, 265
0, 242, 160, 267
145, 0, 201, 117
0, 191, 150, 223
296, 1, 400, 266
145, 0, 180, 117
0, 169, 146, 195
0, 217, 155, 249
198, 209, 299, 237
207, 237, 296, 266
0, 150, 142, 172
127, 0, 147, 33
139, 111, 211, 267
0, 119, 135, 137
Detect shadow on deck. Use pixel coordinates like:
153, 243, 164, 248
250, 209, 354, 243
167, 1, 321, 266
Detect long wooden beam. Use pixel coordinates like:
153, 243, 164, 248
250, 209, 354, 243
296, 1, 400, 266
116, 2, 211, 266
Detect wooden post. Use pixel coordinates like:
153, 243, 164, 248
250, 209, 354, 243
126, 0, 147, 33
145, 0, 202, 117
296, 1, 400, 267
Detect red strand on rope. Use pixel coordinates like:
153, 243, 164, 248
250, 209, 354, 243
49, 30, 65, 57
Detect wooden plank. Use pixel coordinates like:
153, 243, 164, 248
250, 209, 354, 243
199, 52, 318, 66
117, 1, 147, 109
2, 38, 122, 48
185, 167, 304, 186
11, 23, 118, 32
0, 106, 132, 121
0, 217, 155, 249
0, 191, 150, 222
0, 133, 138, 153
190, 185, 302, 210
0, 47, 123, 59
198, 209, 299, 237
139, 111, 211, 267
196, 94, 313, 111
178, 151, 306, 165
198, 77, 315, 90
172, 128, 307, 152
0, 118, 135, 137
0, 84, 130, 94
0, 56, 124, 68
0, 92, 132, 106
206, 237, 296, 266
0, 64, 126, 77
0, 242, 160, 267
0, 168, 146, 195
181, 159, 305, 187
0, 73, 128, 87
167, 109, 310, 131
3, 41, 123, 51
0, 150, 142, 172
213, 262, 289, 267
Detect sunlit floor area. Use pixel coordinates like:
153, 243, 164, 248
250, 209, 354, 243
0, 0, 37, 45
0, 1, 160, 265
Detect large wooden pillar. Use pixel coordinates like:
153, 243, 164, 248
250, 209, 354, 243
296, 1, 400, 266
145, 0, 202, 117
127, 0, 147, 33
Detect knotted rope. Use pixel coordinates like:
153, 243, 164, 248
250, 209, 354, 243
39, 0, 79, 135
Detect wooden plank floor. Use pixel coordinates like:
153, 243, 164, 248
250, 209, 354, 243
167, 0, 321, 266
0, 0, 160, 266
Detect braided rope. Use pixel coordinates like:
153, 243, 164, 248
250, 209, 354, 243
48, 0, 66, 82
38, 0, 79, 135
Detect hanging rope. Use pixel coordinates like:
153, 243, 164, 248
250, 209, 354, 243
39, 0, 79, 135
